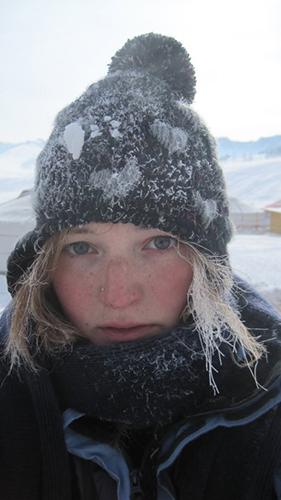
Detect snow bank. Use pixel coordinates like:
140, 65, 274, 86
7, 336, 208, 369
228, 233, 281, 312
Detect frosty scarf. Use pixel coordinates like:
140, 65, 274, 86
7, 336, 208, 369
49, 281, 281, 429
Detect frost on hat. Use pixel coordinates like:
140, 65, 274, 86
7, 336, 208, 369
7, 33, 233, 295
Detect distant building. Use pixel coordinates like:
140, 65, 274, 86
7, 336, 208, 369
0, 190, 34, 273
265, 200, 281, 234
229, 197, 270, 233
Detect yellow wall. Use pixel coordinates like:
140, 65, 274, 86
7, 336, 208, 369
269, 211, 281, 234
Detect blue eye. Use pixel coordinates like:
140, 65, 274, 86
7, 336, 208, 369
65, 242, 94, 255
148, 236, 176, 250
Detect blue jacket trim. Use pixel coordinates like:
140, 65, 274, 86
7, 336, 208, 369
62, 374, 281, 500
157, 375, 281, 499
62, 409, 131, 500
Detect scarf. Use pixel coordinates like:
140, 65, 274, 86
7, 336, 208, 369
49, 279, 281, 429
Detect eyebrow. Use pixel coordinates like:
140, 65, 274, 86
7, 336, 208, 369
70, 225, 155, 234
69, 225, 169, 236
71, 228, 94, 235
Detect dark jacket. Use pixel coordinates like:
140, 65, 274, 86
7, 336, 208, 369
1, 281, 281, 500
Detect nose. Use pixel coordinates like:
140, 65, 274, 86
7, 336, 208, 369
100, 258, 142, 309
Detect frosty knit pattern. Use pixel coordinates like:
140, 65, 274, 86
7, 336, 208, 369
32, 33, 232, 257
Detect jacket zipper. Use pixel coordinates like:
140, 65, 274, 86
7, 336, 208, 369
122, 432, 160, 499
130, 468, 144, 499
122, 447, 144, 499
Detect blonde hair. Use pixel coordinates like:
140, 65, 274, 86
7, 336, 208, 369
6, 230, 79, 369
177, 241, 266, 391
6, 230, 266, 392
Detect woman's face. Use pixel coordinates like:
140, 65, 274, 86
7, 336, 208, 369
52, 222, 193, 344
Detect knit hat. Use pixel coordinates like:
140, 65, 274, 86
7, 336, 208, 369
7, 33, 233, 296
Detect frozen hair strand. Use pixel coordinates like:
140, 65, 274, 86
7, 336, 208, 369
179, 242, 267, 392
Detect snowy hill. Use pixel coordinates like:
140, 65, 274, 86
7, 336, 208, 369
0, 140, 44, 203
217, 135, 281, 161
0, 140, 45, 155
222, 156, 281, 208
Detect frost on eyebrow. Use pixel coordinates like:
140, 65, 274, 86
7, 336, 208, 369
89, 156, 142, 202
63, 122, 85, 160
150, 119, 189, 154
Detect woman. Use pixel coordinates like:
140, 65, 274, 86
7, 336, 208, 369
1, 33, 281, 500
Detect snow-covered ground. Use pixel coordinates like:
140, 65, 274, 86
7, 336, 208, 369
229, 233, 281, 312
1, 233, 281, 313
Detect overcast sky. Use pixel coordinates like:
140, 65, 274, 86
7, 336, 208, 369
1, 0, 280, 143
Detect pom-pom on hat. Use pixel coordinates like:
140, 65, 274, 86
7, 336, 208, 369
109, 33, 196, 102
7, 33, 233, 295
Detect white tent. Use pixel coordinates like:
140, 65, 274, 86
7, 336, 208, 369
229, 197, 270, 233
0, 190, 35, 273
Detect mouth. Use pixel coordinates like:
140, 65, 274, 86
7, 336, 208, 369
97, 323, 160, 342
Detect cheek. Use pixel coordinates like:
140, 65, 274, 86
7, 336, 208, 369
149, 260, 193, 311
52, 265, 95, 321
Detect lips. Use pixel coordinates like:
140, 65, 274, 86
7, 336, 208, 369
97, 323, 159, 342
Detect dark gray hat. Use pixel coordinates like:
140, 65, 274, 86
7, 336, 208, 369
7, 33, 233, 295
